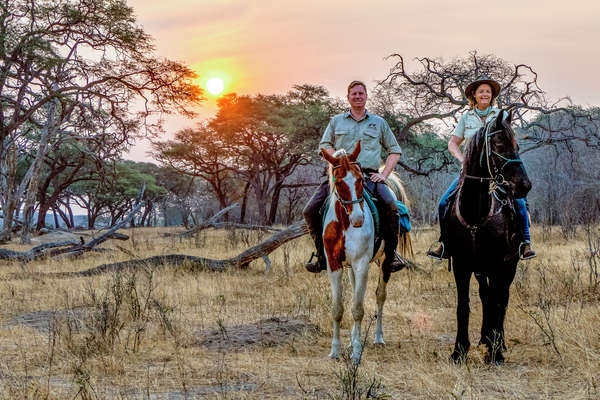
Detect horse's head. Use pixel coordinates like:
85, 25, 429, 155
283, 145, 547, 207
464, 110, 532, 199
321, 141, 365, 228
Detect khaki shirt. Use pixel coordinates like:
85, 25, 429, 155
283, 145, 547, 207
319, 111, 402, 170
453, 107, 500, 147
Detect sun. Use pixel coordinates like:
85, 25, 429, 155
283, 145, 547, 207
206, 77, 225, 95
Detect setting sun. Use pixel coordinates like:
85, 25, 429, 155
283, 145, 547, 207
206, 77, 225, 95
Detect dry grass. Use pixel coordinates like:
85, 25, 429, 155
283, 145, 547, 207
0, 225, 598, 399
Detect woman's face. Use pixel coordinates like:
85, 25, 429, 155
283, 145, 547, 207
474, 83, 493, 108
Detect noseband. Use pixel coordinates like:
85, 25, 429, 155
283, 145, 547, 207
464, 121, 523, 200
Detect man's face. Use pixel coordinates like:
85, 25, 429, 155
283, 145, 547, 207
347, 85, 367, 108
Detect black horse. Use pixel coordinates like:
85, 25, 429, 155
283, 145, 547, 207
444, 109, 531, 364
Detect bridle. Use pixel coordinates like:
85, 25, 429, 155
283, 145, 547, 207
463, 119, 523, 202
332, 162, 364, 206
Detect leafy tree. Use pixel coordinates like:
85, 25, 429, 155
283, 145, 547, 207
70, 160, 166, 228
0, 0, 203, 241
155, 84, 340, 224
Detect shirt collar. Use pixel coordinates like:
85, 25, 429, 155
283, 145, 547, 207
345, 109, 370, 122
468, 107, 498, 118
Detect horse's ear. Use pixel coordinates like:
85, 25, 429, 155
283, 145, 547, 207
495, 109, 505, 130
321, 148, 338, 166
349, 141, 361, 162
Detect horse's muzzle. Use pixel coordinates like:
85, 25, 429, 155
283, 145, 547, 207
351, 213, 364, 228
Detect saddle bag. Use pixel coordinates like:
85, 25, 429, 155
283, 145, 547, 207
396, 201, 411, 233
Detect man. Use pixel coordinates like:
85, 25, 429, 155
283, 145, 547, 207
303, 80, 405, 273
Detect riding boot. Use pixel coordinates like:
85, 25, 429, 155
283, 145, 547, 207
303, 182, 329, 273
427, 209, 450, 260
305, 228, 327, 273
381, 207, 406, 273
519, 241, 536, 260
515, 198, 536, 260
427, 239, 447, 260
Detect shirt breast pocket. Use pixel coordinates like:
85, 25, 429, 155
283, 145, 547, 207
334, 129, 350, 148
464, 124, 480, 138
362, 129, 379, 149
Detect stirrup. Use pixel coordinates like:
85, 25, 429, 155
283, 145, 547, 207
382, 252, 407, 272
519, 241, 537, 260
426, 242, 445, 261
305, 252, 326, 273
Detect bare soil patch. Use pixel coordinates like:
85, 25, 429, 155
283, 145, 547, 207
197, 316, 320, 351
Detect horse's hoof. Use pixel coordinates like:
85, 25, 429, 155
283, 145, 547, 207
328, 352, 340, 360
373, 339, 385, 347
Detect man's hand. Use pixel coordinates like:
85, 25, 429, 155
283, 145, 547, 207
369, 172, 387, 182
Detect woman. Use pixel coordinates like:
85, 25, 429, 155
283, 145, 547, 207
427, 76, 536, 260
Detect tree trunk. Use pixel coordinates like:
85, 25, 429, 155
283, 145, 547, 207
268, 181, 284, 225
0, 138, 19, 241
239, 182, 250, 224
20, 96, 58, 244
52, 207, 60, 228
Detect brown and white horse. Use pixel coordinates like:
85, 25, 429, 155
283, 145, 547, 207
321, 141, 398, 363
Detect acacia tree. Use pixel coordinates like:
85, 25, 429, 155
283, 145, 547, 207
0, 0, 203, 242
155, 85, 339, 225
212, 85, 339, 224
374, 51, 600, 175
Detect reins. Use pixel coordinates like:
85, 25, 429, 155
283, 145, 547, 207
463, 119, 523, 202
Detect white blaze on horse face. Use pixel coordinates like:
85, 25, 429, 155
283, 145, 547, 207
342, 173, 364, 227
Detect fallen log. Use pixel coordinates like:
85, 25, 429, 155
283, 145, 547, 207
10, 220, 310, 278
3, 214, 420, 278
177, 203, 239, 238
0, 186, 144, 262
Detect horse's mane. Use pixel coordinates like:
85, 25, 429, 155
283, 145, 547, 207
327, 149, 350, 192
461, 113, 517, 181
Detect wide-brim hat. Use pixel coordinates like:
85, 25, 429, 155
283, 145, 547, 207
465, 76, 501, 99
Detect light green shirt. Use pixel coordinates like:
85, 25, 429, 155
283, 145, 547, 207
319, 111, 402, 170
453, 107, 500, 146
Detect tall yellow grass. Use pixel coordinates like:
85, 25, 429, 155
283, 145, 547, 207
0, 225, 598, 399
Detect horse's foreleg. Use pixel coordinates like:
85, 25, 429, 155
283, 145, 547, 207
475, 273, 492, 347
451, 265, 472, 363
485, 264, 517, 364
374, 266, 387, 345
328, 268, 343, 359
350, 261, 369, 363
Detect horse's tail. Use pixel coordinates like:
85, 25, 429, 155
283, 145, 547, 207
385, 172, 415, 260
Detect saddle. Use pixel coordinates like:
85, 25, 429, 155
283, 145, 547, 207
319, 189, 411, 258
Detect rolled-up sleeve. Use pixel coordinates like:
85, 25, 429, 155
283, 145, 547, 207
319, 120, 335, 150
381, 120, 402, 155
452, 114, 467, 139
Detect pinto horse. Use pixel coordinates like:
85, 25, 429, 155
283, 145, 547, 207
445, 109, 531, 364
320, 141, 410, 363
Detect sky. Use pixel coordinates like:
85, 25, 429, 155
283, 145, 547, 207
126, 0, 600, 161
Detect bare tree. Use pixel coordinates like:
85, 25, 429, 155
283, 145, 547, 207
0, 0, 203, 242
374, 51, 600, 176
